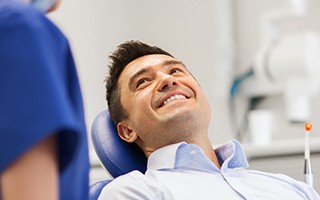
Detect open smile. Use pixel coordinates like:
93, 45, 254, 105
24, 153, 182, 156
158, 92, 191, 108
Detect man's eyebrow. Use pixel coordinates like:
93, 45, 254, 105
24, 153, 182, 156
128, 60, 186, 88
128, 66, 152, 88
163, 60, 186, 68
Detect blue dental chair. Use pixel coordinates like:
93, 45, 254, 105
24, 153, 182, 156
89, 109, 147, 200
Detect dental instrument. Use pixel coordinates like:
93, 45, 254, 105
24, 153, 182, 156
304, 123, 313, 187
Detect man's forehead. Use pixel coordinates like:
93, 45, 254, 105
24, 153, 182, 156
128, 54, 175, 71
119, 54, 179, 80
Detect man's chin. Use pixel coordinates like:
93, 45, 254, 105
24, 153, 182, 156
161, 107, 198, 123
157, 100, 192, 113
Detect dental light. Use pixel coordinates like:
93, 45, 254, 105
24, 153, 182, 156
241, 0, 320, 123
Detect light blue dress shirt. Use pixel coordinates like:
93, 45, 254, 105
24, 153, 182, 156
100, 140, 320, 199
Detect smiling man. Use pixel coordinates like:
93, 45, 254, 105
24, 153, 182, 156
101, 40, 319, 199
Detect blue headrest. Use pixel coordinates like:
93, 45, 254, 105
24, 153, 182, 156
91, 110, 147, 178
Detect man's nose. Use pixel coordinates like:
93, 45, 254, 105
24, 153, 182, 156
157, 74, 177, 92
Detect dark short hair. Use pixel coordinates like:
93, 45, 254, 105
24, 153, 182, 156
105, 40, 173, 126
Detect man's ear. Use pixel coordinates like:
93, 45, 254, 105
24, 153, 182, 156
117, 121, 137, 143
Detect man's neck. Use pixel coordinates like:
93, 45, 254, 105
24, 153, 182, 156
141, 133, 221, 169
192, 137, 221, 169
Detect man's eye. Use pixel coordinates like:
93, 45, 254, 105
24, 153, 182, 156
136, 79, 148, 88
169, 68, 183, 75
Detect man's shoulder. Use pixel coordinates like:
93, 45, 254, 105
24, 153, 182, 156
110, 170, 147, 185
98, 171, 161, 199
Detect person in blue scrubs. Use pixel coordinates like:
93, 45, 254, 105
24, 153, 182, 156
0, 0, 89, 200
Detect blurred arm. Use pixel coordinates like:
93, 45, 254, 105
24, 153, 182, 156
1, 135, 58, 200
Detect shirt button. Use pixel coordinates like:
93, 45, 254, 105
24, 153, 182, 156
190, 150, 197, 155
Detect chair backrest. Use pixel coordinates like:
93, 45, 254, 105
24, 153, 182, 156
91, 109, 147, 178
89, 180, 112, 200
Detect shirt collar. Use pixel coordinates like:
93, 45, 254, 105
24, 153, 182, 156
147, 140, 248, 172
147, 142, 184, 170
215, 139, 249, 170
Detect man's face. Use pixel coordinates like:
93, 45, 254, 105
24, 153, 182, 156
117, 54, 211, 151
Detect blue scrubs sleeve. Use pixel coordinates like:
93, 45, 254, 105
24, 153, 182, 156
0, 4, 84, 173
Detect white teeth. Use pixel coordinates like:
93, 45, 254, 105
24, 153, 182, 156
163, 94, 186, 106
